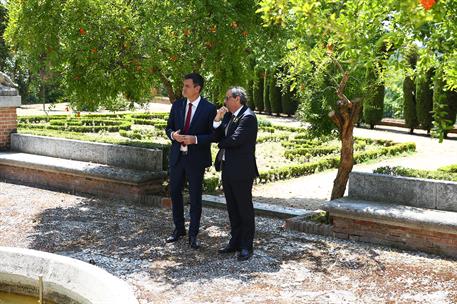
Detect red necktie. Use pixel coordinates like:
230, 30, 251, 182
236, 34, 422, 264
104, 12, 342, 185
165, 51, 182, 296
183, 103, 193, 134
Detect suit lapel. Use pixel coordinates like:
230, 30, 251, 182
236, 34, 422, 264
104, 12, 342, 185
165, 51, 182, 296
227, 106, 247, 135
178, 99, 186, 130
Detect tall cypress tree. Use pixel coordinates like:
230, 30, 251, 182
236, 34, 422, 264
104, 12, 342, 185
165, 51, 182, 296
403, 77, 417, 133
416, 69, 434, 133
269, 74, 282, 116
403, 46, 418, 133
281, 87, 299, 117
254, 71, 264, 112
433, 70, 457, 139
263, 70, 271, 114
246, 78, 255, 110
363, 69, 385, 129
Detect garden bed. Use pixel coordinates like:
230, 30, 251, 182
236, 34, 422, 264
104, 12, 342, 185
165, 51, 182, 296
18, 112, 416, 192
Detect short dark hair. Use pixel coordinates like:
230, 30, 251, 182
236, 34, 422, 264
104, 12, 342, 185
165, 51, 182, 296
229, 86, 248, 105
184, 73, 204, 92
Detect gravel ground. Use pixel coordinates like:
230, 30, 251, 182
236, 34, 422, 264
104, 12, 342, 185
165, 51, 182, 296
1, 182, 457, 304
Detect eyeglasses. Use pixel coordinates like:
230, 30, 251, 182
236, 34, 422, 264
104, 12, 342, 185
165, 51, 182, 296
224, 95, 233, 101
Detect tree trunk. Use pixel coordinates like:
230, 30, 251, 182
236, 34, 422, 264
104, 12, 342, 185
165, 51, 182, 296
159, 72, 177, 103
326, 56, 362, 199
41, 83, 46, 112
331, 119, 355, 200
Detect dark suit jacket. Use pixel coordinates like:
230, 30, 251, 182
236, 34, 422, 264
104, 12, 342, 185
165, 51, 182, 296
213, 106, 259, 181
166, 97, 217, 168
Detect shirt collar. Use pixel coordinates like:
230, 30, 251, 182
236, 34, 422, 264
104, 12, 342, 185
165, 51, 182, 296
232, 105, 244, 118
187, 96, 201, 108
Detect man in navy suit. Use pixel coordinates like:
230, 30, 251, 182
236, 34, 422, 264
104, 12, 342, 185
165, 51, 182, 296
165, 73, 217, 249
213, 86, 259, 261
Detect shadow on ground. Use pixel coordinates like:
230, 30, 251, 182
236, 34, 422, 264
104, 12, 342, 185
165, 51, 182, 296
25, 195, 378, 288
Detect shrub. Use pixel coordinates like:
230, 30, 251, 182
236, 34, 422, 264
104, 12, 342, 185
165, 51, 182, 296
374, 165, 457, 182
438, 164, 457, 173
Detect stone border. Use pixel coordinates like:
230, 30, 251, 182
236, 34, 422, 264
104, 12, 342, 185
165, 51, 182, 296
349, 171, 457, 212
284, 215, 333, 236
11, 133, 163, 172
201, 194, 313, 219
0, 95, 21, 108
0, 247, 138, 304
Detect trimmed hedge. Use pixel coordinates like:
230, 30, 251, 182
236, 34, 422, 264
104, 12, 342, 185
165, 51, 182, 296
257, 134, 289, 143
284, 142, 369, 160
374, 165, 457, 182
19, 120, 132, 133
132, 118, 167, 128
130, 113, 169, 119
258, 142, 416, 183
259, 126, 275, 133
438, 164, 457, 173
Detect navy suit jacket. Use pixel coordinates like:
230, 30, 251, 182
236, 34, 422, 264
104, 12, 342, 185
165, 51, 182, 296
213, 106, 259, 181
165, 97, 217, 168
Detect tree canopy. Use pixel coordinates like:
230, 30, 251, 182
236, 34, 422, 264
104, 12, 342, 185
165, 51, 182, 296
5, 0, 260, 107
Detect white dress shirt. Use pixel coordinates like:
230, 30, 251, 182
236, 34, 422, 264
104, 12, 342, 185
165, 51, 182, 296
173, 96, 200, 151
213, 106, 243, 160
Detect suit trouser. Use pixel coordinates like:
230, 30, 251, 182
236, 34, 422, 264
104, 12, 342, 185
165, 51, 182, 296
222, 170, 255, 251
169, 154, 205, 237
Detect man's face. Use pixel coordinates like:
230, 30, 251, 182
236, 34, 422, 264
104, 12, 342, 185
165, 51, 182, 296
224, 89, 240, 113
182, 79, 200, 99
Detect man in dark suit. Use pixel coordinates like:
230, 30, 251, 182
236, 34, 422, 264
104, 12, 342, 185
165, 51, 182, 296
213, 86, 259, 261
165, 73, 217, 249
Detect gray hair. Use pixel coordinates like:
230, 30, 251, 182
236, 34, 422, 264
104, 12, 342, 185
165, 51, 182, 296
229, 86, 248, 105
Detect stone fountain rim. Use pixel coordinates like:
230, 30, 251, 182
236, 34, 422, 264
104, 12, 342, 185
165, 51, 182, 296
0, 246, 138, 304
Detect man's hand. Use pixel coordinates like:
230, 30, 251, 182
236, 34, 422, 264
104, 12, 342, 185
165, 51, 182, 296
181, 135, 197, 145
172, 130, 185, 143
214, 106, 228, 122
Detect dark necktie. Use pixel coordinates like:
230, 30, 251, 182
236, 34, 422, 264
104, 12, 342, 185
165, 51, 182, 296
225, 114, 234, 135
183, 103, 193, 134
181, 103, 192, 148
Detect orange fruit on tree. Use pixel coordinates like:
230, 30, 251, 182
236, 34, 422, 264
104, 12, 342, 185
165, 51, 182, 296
420, 0, 436, 10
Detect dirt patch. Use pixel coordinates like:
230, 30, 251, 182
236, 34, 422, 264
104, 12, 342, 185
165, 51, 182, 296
1, 181, 456, 303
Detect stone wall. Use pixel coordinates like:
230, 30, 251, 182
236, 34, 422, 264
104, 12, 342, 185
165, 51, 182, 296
331, 216, 457, 258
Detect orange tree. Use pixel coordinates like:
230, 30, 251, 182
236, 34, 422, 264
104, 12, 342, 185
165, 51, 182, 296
5, 0, 260, 108
258, 0, 456, 199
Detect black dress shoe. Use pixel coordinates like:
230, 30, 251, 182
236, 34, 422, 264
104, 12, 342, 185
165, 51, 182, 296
166, 229, 186, 243
189, 236, 200, 249
237, 249, 253, 261
218, 245, 238, 254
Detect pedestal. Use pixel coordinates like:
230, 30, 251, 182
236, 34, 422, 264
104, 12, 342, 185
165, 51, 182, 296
0, 95, 21, 150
